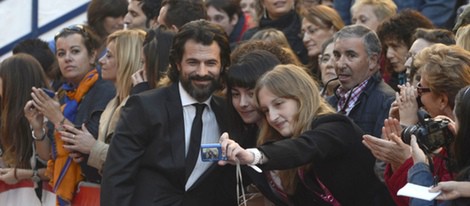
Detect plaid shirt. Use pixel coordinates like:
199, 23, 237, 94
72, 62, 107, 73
336, 79, 369, 115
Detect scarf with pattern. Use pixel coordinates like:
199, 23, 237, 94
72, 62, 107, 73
46, 69, 99, 206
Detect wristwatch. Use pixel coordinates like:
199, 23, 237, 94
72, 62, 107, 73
31, 169, 40, 183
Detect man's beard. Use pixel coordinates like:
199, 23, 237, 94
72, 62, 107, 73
181, 74, 221, 102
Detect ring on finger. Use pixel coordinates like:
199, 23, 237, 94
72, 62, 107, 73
72, 134, 76, 139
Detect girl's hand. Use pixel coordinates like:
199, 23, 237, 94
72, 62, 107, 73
24, 100, 45, 132
218, 132, 254, 166
131, 68, 147, 86
0, 168, 20, 184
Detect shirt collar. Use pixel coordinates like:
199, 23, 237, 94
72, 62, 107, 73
179, 81, 212, 107
336, 78, 370, 97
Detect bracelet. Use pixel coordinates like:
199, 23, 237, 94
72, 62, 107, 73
247, 148, 262, 165
31, 127, 46, 141
55, 117, 66, 131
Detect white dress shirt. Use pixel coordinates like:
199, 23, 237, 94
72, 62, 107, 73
179, 82, 220, 190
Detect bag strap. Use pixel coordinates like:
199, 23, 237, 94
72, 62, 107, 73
298, 168, 341, 206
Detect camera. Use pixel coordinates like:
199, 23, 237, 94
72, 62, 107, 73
401, 111, 454, 153
200, 143, 227, 162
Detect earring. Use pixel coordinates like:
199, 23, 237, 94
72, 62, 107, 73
263, 7, 267, 19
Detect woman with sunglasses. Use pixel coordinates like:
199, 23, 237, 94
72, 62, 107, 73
407, 85, 470, 205
363, 44, 470, 206
26, 24, 115, 205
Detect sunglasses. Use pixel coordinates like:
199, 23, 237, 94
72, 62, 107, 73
416, 82, 431, 96
54, 24, 89, 41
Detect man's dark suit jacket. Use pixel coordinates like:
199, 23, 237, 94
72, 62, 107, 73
101, 83, 237, 206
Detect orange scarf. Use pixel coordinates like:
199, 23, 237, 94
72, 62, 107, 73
46, 69, 99, 206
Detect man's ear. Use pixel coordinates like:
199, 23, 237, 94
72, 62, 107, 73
176, 62, 182, 72
230, 14, 239, 27
368, 53, 379, 71
169, 25, 178, 32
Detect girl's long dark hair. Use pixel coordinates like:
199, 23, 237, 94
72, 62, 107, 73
0, 54, 49, 168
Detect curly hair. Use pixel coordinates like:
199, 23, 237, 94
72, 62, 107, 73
377, 9, 434, 49
414, 44, 470, 109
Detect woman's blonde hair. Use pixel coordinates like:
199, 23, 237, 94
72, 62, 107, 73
106, 29, 146, 103
301, 5, 345, 32
251, 28, 292, 49
456, 24, 470, 51
254, 64, 335, 193
414, 44, 470, 109
351, 0, 397, 22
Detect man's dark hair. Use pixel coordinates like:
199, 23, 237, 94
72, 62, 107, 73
162, 0, 208, 29
412, 28, 455, 45
205, 0, 242, 22
168, 19, 230, 82
136, 0, 163, 27
12, 38, 59, 80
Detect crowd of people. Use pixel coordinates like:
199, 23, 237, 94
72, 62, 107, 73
2, 0, 470, 205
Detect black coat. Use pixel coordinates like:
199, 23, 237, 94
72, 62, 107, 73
242, 10, 309, 65
101, 83, 237, 206
253, 114, 384, 205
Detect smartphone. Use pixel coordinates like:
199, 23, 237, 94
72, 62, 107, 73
41, 88, 55, 98
200, 143, 227, 162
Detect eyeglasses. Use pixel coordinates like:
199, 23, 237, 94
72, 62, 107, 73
54, 24, 89, 41
416, 82, 431, 96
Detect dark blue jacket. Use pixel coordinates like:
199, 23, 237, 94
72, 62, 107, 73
327, 72, 395, 138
